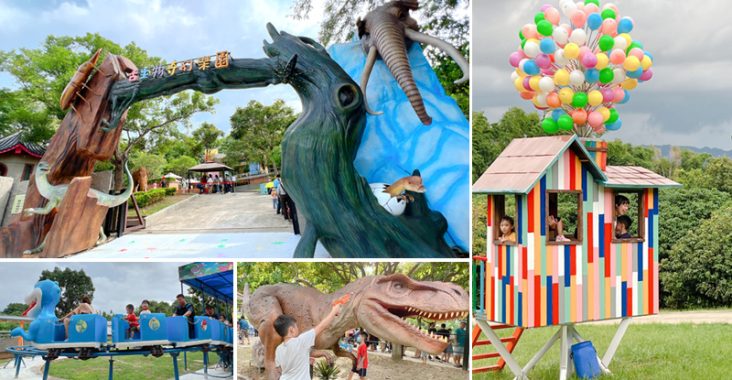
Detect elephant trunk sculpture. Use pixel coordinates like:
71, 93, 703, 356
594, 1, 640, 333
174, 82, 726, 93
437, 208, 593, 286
357, 0, 469, 125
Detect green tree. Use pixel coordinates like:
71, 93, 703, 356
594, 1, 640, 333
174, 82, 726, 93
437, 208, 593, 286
165, 155, 198, 177
192, 122, 224, 158
661, 202, 732, 308
130, 151, 167, 180
2, 303, 28, 316
705, 157, 732, 194
229, 99, 297, 174
606, 140, 655, 168
38, 267, 95, 316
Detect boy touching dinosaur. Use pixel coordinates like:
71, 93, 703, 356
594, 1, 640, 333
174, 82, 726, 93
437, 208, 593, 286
274, 302, 342, 380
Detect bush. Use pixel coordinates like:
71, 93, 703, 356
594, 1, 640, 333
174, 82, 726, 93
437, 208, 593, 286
164, 187, 177, 196
130, 188, 168, 208
661, 202, 732, 309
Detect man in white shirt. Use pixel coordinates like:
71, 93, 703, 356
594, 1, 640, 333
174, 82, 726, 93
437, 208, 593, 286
274, 303, 342, 380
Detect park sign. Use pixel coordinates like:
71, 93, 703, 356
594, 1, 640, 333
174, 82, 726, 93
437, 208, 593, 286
126, 51, 231, 82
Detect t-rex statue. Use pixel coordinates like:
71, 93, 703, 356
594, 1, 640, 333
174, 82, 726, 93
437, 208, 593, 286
244, 273, 469, 379
22, 160, 134, 254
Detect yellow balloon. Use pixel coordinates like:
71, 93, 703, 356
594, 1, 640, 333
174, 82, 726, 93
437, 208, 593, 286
641, 56, 653, 70
564, 43, 580, 59
621, 78, 638, 90
559, 87, 574, 104
514, 77, 525, 92
595, 53, 609, 70
529, 76, 541, 91
623, 56, 641, 71
597, 106, 610, 121
554, 69, 570, 86
618, 33, 632, 47
588, 90, 603, 107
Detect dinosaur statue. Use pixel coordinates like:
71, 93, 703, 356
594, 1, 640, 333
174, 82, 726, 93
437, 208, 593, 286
22, 160, 134, 254
245, 273, 469, 379
103, 23, 457, 258
356, 0, 469, 125
132, 167, 148, 192
11, 279, 62, 343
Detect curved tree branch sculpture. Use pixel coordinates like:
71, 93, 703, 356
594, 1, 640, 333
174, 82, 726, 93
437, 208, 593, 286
103, 23, 456, 258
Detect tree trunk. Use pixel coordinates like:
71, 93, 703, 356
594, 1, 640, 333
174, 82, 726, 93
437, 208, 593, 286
391, 344, 403, 361
112, 156, 126, 193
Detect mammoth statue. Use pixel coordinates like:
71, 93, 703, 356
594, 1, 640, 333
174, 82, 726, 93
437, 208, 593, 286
357, 0, 469, 125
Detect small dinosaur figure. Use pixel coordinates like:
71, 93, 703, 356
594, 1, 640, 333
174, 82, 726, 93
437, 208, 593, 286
245, 273, 469, 380
22, 160, 134, 254
383, 174, 426, 202
11, 279, 62, 343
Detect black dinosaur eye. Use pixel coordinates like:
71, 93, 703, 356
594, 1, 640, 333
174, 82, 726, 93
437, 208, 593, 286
336, 84, 359, 109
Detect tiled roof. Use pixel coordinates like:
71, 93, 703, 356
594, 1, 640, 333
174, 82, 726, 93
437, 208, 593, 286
0, 131, 46, 158
603, 166, 681, 188
473, 135, 605, 194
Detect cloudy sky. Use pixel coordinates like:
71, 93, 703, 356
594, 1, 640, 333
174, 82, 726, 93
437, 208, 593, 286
0, 0, 331, 134
0, 262, 193, 314
473, 0, 732, 150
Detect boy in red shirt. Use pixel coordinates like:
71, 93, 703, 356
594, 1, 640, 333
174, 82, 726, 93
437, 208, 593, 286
123, 304, 140, 339
348, 334, 368, 380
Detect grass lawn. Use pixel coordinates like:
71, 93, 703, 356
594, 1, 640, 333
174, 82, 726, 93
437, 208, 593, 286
134, 195, 193, 217
49, 351, 205, 380
473, 323, 732, 380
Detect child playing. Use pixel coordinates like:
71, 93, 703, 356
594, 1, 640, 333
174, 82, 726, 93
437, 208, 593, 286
615, 195, 630, 217
547, 215, 569, 242
348, 334, 368, 380
139, 300, 151, 315
274, 303, 342, 380
615, 215, 633, 239
498, 215, 517, 243
123, 304, 139, 339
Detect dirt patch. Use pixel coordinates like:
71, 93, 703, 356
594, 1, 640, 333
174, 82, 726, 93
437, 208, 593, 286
238, 343, 467, 380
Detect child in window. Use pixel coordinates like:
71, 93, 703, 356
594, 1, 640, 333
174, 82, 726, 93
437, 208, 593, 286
139, 300, 151, 315
123, 304, 140, 339
615, 215, 633, 239
615, 195, 630, 217
547, 215, 569, 242
498, 216, 517, 243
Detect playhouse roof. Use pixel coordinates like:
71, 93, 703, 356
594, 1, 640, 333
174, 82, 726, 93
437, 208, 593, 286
0, 132, 46, 158
473, 135, 606, 194
604, 166, 681, 188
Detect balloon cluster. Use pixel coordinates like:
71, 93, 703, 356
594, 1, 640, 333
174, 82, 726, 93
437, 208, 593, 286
509, 0, 653, 136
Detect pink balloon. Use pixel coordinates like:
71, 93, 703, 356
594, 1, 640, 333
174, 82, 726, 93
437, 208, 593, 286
523, 77, 532, 91
540, 3, 551, 11
522, 24, 538, 39
605, 4, 620, 14
585, 4, 599, 13
509, 51, 524, 67
570, 10, 587, 27
601, 19, 618, 36
588, 111, 604, 128
579, 46, 592, 59
601, 88, 615, 103
610, 49, 626, 65
545, 7, 561, 25
541, 67, 557, 76
640, 69, 654, 81
613, 87, 625, 102
582, 53, 598, 68
535, 53, 552, 69
628, 48, 644, 60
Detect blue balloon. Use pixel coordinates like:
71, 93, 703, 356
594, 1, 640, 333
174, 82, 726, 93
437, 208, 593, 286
618, 90, 630, 104
585, 68, 600, 83
606, 120, 622, 131
617, 17, 634, 34
540, 38, 556, 54
644, 51, 654, 61
626, 67, 643, 79
523, 60, 540, 75
587, 13, 603, 30
552, 109, 567, 121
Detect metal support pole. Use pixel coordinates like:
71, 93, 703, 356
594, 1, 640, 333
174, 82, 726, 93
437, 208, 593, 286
108, 357, 114, 380
602, 317, 631, 368
171, 352, 180, 380
521, 325, 562, 374
184, 351, 188, 371
559, 325, 569, 380
203, 350, 209, 379
42, 359, 50, 380
475, 319, 525, 379
14, 355, 21, 378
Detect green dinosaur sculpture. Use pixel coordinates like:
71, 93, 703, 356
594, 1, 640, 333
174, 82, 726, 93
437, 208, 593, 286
23, 161, 133, 254
244, 274, 469, 380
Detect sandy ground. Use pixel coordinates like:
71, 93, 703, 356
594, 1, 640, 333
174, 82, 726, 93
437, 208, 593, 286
237, 342, 468, 380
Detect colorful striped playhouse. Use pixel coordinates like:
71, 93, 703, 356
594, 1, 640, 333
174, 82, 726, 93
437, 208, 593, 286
472, 135, 680, 328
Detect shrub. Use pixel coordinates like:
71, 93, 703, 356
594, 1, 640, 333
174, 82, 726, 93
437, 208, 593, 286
661, 202, 732, 309
129, 188, 168, 208
164, 187, 177, 196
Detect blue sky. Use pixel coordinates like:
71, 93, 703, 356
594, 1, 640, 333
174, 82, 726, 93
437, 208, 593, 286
0, 0, 330, 135
473, 0, 732, 150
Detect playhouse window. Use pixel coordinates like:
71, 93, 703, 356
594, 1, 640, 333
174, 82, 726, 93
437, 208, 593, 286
612, 191, 645, 243
546, 191, 582, 245
492, 194, 518, 245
